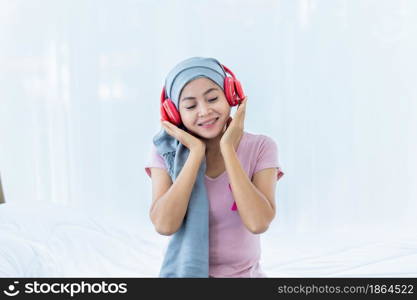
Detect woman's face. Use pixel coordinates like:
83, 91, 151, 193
178, 77, 231, 139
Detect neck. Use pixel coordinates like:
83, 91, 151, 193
204, 135, 222, 157
202, 122, 227, 157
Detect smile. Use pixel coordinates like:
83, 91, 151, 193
198, 117, 219, 128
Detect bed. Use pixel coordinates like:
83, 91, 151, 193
1, 202, 416, 277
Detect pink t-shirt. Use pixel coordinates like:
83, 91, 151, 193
144, 131, 284, 278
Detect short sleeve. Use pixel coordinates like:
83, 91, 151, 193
144, 144, 168, 178
253, 136, 285, 181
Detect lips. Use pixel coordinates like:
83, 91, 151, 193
198, 117, 219, 126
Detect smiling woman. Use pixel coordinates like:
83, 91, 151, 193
145, 56, 284, 278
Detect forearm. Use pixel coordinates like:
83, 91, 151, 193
221, 146, 274, 234
153, 149, 205, 234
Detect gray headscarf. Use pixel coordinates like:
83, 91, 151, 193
153, 57, 227, 277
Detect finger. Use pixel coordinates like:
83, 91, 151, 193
238, 98, 246, 126
164, 121, 183, 135
162, 120, 176, 128
242, 98, 247, 118
241, 97, 247, 110
240, 101, 246, 116
238, 97, 247, 110
238, 96, 247, 105
235, 99, 246, 119
162, 121, 176, 131
161, 121, 176, 137
162, 121, 188, 142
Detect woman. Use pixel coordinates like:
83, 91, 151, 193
144, 57, 284, 278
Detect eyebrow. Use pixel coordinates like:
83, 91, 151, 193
181, 87, 218, 102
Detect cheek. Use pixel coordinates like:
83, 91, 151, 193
219, 97, 231, 111
179, 111, 194, 126
222, 103, 231, 116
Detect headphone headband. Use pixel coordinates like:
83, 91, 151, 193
160, 86, 167, 104
161, 63, 237, 101
221, 64, 237, 80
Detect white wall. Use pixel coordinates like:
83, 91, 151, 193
1, 0, 416, 236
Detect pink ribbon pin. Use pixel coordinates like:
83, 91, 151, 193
229, 183, 237, 211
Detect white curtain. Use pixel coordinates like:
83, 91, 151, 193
1, 0, 416, 235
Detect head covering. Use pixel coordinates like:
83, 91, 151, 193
165, 57, 227, 110
153, 57, 227, 277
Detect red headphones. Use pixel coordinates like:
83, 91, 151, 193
160, 64, 245, 126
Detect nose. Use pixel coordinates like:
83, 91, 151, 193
197, 101, 212, 117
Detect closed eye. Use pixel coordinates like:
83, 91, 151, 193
185, 97, 218, 110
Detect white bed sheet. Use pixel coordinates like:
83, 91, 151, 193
1, 202, 416, 277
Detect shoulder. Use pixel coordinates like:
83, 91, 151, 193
240, 131, 279, 166
242, 132, 283, 178
242, 131, 277, 150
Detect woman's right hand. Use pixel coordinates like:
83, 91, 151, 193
161, 120, 206, 154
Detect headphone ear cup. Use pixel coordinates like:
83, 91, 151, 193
160, 102, 170, 122
224, 77, 238, 106
162, 99, 182, 126
234, 79, 245, 101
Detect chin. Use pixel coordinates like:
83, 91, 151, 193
196, 131, 220, 140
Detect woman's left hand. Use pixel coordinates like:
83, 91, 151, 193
220, 97, 247, 153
